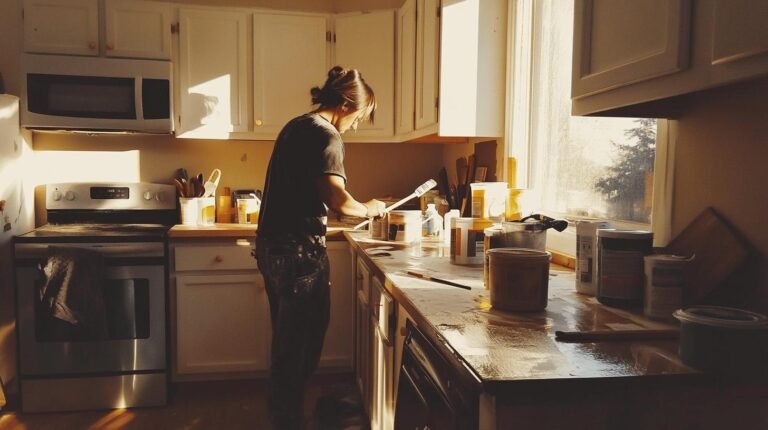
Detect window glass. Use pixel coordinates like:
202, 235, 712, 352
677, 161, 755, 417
526, 1, 656, 224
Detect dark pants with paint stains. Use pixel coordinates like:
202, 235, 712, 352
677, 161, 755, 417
255, 235, 330, 430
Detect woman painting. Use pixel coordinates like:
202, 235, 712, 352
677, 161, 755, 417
255, 66, 385, 429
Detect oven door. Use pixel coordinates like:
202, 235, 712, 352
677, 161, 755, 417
15, 243, 166, 376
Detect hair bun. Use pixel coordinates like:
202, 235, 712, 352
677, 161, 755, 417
328, 66, 347, 81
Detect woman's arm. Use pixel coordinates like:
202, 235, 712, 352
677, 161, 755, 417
316, 175, 385, 218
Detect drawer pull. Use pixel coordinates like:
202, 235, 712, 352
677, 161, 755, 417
214, 255, 223, 263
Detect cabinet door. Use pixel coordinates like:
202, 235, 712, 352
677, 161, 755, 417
439, 0, 506, 137
104, 0, 173, 60
177, 9, 250, 138
176, 273, 269, 374
320, 241, 354, 369
709, 0, 768, 82
572, 0, 691, 99
334, 10, 395, 138
23, 0, 99, 56
415, 0, 440, 130
395, 0, 417, 135
253, 13, 328, 139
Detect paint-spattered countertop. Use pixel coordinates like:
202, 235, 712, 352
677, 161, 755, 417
344, 231, 697, 394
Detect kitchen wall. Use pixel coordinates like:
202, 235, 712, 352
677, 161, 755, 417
671, 76, 768, 313
32, 133, 448, 205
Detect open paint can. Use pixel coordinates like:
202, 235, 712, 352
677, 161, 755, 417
488, 248, 550, 312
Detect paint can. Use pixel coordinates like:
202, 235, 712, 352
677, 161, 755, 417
451, 217, 493, 265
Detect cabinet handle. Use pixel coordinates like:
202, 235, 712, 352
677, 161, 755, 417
106, 43, 114, 50
88, 42, 96, 50
255, 119, 263, 127
213, 255, 223, 263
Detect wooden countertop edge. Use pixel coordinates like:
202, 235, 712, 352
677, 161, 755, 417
167, 224, 353, 240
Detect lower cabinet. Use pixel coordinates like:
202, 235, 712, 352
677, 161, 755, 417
320, 241, 355, 370
171, 237, 354, 380
171, 237, 270, 379
176, 273, 269, 374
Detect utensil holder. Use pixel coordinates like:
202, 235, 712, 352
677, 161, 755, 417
180, 197, 215, 226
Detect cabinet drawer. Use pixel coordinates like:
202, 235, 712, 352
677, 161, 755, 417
175, 243, 256, 272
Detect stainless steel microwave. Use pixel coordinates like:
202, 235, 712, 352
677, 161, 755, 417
21, 54, 173, 133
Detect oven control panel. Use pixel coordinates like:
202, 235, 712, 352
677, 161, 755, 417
46, 183, 176, 210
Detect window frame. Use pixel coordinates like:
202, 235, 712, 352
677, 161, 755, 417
504, 0, 675, 256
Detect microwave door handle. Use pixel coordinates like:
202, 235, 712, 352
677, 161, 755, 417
135, 77, 144, 122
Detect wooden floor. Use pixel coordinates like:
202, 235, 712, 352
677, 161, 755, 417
0, 373, 366, 430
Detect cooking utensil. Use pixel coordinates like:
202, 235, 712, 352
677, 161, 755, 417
555, 329, 679, 342
437, 168, 452, 207
665, 207, 751, 304
203, 168, 222, 198
173, 178, 185, 197
353, 179, 438, 230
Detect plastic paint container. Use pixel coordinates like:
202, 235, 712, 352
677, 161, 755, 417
596, 229, 653, 308
488, 248, 550, 312
643, 254, 693, 320
451, 217, 493, 265
575, 220, 611, 296
674, 306, 768, 374
387, 210, 422, 243
470, 182, 508, 221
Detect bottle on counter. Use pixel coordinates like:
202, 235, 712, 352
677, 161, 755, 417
422, 203, 442, 238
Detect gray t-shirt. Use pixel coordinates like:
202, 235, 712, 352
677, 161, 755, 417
257, 113, 346, 239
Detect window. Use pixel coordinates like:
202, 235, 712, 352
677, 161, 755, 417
506, 1, 673, 254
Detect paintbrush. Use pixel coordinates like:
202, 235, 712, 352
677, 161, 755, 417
353, 179, 438, 230
406, 270, 472, 290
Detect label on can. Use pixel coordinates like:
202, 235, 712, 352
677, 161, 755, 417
599, 249, 645, 300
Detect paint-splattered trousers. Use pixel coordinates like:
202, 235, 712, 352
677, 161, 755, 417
255, 234, 330, 430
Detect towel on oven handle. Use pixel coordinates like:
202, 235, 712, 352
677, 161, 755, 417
38, 246, 108, 340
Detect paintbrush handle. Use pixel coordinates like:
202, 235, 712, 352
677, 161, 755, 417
555, 329, 679, 342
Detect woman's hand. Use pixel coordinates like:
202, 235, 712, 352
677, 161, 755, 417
364, 199, 386, 218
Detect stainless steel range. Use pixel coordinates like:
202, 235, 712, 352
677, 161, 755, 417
13, 182, 176, 412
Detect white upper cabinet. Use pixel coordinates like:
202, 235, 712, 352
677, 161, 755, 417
23, 0, 99, 56
104, 0, 173, 60
177, 8, 250, 138
395, 0, 417, 135
439, 0, 506, 137
708, 0, 768, 84
24, 0, 172, 59
572, 0, 691, 100
572, 0, 768, 116
252, 13, 328, 140
415, 0, 440, 131
335, 10, 395, 139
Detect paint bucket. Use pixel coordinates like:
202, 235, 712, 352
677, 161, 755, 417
488, 248, 551, 312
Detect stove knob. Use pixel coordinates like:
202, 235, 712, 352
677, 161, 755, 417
52, 190, 62, 201
143, 191, 154, 201
64, 191, 75, 201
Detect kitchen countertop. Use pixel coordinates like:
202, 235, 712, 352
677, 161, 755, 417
167, 221, 357, 240
344, 230, 700, 394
